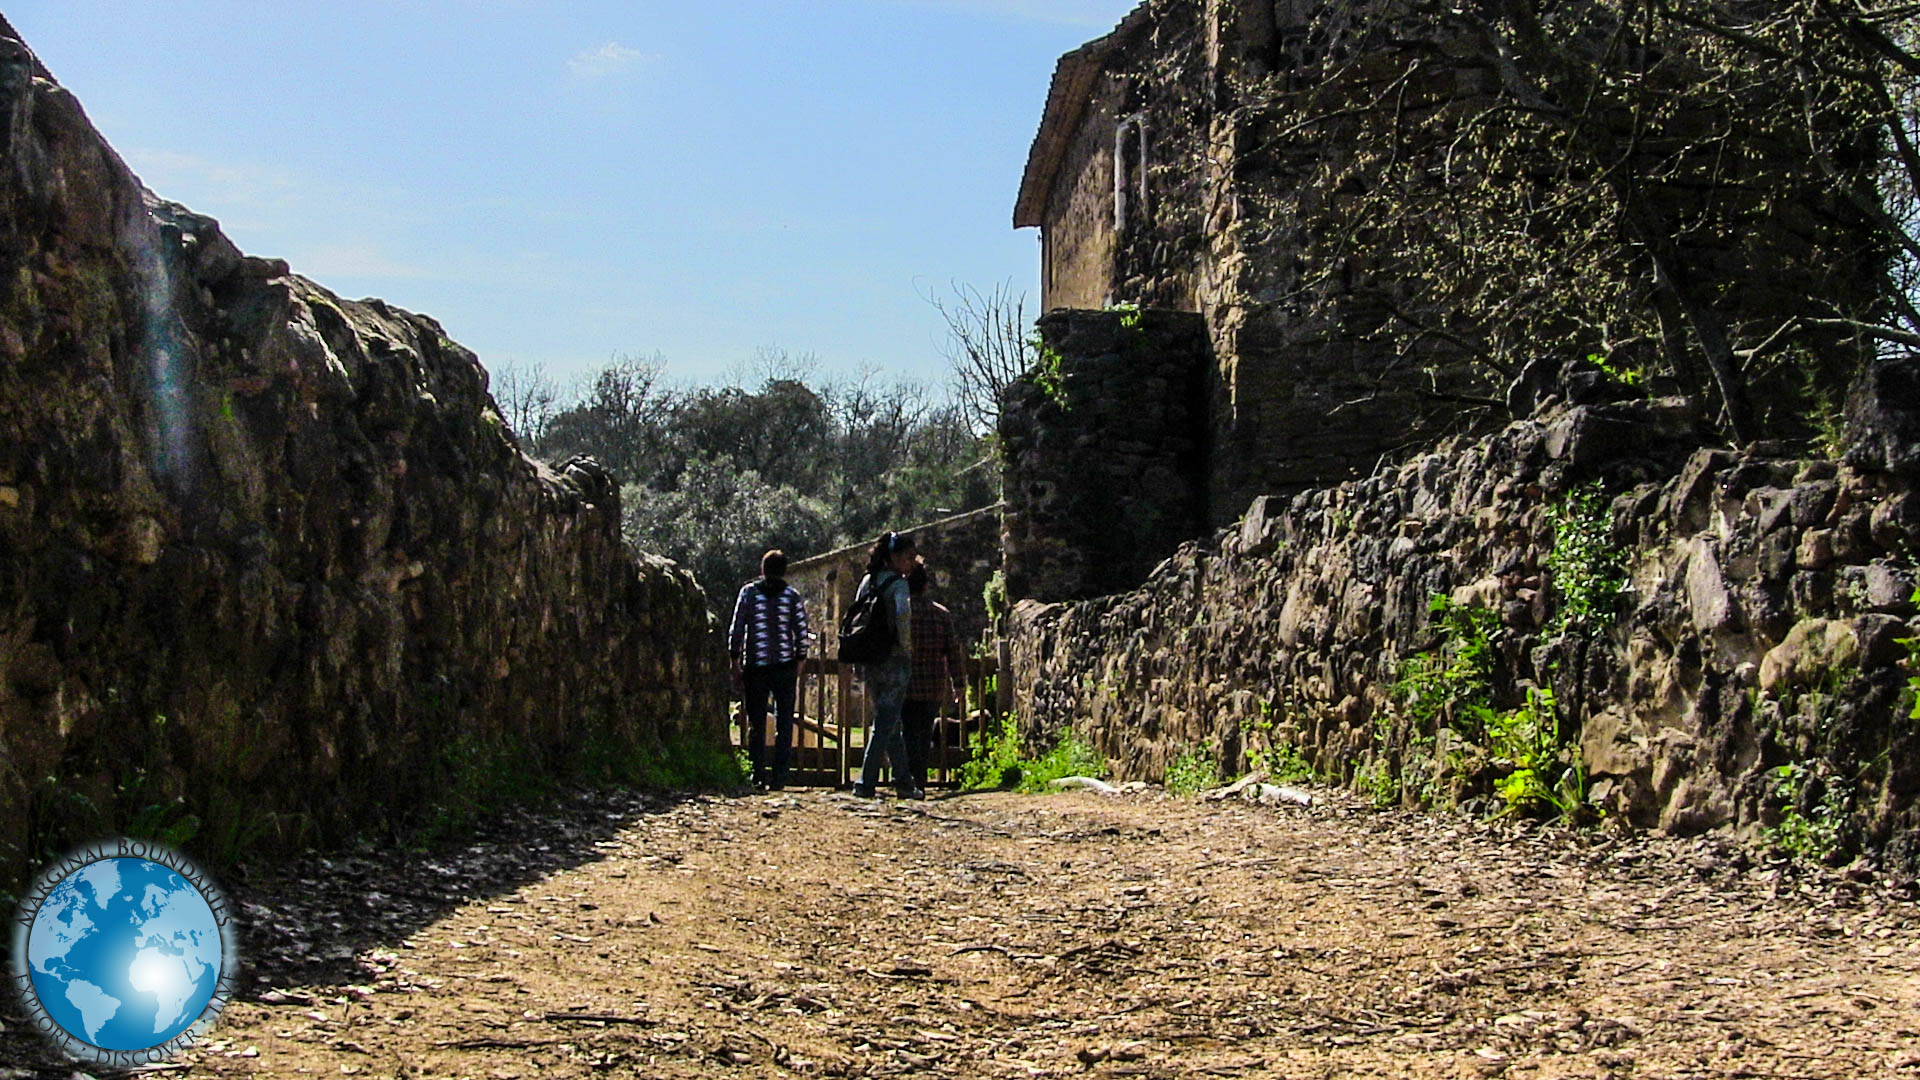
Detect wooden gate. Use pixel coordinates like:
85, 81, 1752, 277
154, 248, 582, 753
732, 655, 998, 789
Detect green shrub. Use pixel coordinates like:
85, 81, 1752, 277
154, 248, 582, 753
1016, 729, 1106, 792
959, 716, 1105, 793
960, 713, 1025, 790
1165, 746, 1220, 796
983, 570, 1008, 625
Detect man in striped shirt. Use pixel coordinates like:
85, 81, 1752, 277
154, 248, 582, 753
728, 549, 811, 790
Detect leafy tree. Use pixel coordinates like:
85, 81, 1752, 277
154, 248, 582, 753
621, 455, 838, 614
512, 351, 994, 614
540, 352, 674, 487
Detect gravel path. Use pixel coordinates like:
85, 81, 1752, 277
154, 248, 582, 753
4, 786, 1918, 1078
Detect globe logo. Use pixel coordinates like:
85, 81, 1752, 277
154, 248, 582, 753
7, 839, 239, 1066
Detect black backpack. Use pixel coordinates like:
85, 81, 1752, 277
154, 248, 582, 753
836, 572, 899, 664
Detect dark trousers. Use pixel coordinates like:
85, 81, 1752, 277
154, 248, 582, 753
902, 699, 940, 792
742, 660, 798, 786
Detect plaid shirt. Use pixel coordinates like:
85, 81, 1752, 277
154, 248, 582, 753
907, 599, 966, 703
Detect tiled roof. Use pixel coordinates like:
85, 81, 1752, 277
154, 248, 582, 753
1012, 2, 1156, 229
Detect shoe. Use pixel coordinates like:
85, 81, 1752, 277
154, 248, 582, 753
767, 781, 786, 792
850, 784, 876, 798
897, 787, 926, 801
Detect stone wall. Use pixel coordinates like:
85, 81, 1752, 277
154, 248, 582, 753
0, 22, 729, 886
999, 308, 1211, 603
1006, 368, 1920, 870
1041, 73, 1125, 312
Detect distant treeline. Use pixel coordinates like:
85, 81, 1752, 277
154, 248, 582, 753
492, 350, 998, 615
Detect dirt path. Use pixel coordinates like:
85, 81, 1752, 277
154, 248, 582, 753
6, 787, 1920, 1079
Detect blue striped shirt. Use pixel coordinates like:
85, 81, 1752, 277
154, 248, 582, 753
728, 578, 811, 667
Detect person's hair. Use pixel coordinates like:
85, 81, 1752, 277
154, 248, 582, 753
761, 549, 787, 579
907, 560, 930, 595
865, 530, 916, 574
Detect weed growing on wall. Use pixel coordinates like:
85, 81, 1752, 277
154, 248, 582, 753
1901, 588, 1920, 721
1487, 688, 1587, 817
1239, 700, 1315, 782
1766, 762, 1850, 861
1354, 759, 1401, 808
1269, 743, 1316, 783
1546, 482, 1626, 638
1165, 746, 1220, 796
1586, 352, 1644, 389
1027, 333, 1070, 411
1393, 596, 1501, 737
1240, 700, 1275, 776
124, 800, 202, 851
1390, 595, 1588, 820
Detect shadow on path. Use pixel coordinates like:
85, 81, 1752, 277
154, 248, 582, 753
0, 784, 728, 1076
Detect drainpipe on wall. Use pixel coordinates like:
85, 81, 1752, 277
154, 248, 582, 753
1137, 116, 1150, 228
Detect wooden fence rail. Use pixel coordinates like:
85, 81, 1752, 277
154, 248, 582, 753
732, 655, 998, 789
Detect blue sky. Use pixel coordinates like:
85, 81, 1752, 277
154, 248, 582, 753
5, 1, 1139, 391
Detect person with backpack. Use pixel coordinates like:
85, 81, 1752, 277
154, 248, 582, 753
728, 549, 811, 791
902, 561, 967, 795
842, 530, 919, 799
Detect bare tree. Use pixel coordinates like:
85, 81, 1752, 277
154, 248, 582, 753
930, 280, 1035, 436
492, 360, 561, 449
541, 352, 672, 483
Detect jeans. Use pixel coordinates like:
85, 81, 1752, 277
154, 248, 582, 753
901, 699, 939, 792
858, 656, 913, 792
741, 660, 798, 786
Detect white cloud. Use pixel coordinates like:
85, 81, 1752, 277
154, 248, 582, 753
567, 41, 655, 79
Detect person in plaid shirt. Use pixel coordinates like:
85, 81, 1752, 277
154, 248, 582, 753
902, 560, 966, 794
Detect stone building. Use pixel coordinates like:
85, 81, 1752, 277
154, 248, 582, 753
1009, 0, 1885, 603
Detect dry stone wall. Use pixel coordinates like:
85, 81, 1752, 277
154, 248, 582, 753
1007, 367, 1920, 871
0, 21, 728, 886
